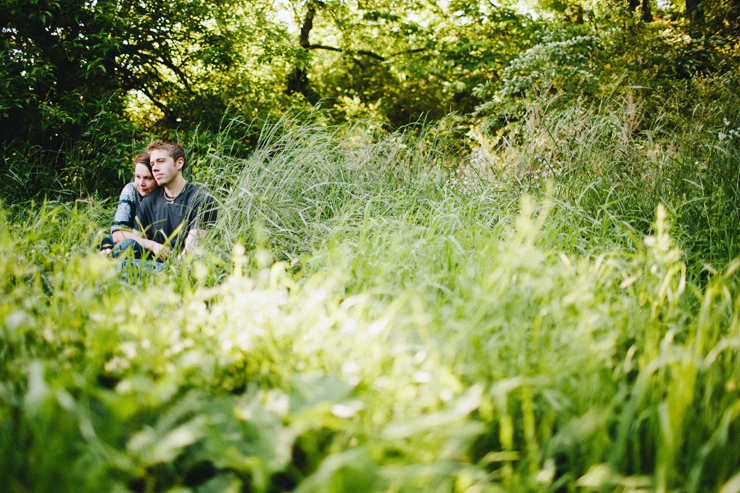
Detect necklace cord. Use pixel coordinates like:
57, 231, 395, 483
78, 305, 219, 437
164, 183, 186, 205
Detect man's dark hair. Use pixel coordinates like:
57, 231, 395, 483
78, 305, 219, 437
146, 141, 187, 171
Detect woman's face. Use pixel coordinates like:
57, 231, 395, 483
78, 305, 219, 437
134, 162, 158, 197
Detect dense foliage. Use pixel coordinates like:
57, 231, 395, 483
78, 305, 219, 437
2, 0, 738, 199
2, 93, 740, 490
0, 0, 272, 197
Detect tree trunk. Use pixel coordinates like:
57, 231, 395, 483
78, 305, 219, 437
641, 0, 653, 22
286, 0, 323, 105
565, 3, 584, 24
628, 0, 652, 22
685, 0, 703, 34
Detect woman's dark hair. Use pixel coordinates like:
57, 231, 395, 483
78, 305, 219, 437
134, 152, 153, 175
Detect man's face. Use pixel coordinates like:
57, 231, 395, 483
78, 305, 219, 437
149, 149, 183, 187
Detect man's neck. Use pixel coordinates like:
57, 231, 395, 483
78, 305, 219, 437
164, 174, 187, 198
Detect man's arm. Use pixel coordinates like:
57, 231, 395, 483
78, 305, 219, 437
119, 227, 172, 259
136, 235, 173, 260
179, 229, 207, 258
133, 210, 173, 260
179, 192, 217, 257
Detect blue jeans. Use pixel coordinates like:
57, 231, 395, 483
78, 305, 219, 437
111, 238, 146, 259
117, 258, 167, 273
113, 239, 166, 274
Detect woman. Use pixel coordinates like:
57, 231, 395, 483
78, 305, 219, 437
100, 152, 158, 253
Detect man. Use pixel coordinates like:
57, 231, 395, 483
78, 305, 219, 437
119, 141, 217, 261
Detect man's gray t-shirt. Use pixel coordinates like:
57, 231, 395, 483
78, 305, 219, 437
135, 183, 217, 253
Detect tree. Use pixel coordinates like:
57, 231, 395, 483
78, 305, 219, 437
628, 0, 653, 22
279, 0, 537, 127
0, 0, 251, 196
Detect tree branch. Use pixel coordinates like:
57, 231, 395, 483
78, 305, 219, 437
389, 48, 427, 58
156, 55, 195, 94
305, 43, 343, 54
299, 0, 323, 48
297, 0, 425, 63
303, 45, 427, 62
357, 49, 386, 61
138, 85, 174, 121
119, 45, 195, 94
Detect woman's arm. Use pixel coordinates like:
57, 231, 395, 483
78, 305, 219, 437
111, 183, 140, 242
112, 229, 141, 244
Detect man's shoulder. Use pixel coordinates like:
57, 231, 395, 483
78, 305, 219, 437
184, 183, 215, 205
181, 182, 217, 227
186, 182, 213, 197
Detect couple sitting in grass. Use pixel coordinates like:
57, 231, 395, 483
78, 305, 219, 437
101, 141, 217, 265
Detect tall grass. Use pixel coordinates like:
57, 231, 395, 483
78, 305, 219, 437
469, 75, 740, 279
2, 87, 740, 492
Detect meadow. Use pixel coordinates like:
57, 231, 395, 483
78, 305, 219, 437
2, 89, 740, 492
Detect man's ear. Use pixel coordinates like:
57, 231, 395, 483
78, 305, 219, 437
176, 157, 185, 170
